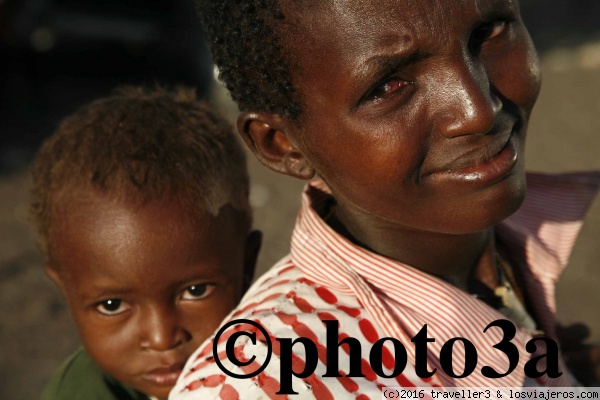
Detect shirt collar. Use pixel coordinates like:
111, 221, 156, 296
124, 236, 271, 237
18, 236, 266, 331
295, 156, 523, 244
292, 173, 598, 306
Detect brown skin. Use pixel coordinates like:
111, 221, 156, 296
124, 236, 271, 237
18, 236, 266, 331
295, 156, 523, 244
239, 0, 540, 289
237, 0, 599, 382
45, 195, 260, 400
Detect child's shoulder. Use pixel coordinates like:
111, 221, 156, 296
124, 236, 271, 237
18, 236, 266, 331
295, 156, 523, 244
40, 348, 148, 400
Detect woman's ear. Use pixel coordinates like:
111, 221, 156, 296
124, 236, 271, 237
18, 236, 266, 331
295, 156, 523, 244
237, 112, 315, 180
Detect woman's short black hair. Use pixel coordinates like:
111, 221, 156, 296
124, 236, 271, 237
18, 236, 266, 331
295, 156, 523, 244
195, 1, 302, 119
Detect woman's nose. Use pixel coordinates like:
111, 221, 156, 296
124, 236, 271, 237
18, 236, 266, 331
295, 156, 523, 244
139, 306, 190, 352
434, 55, 502, 138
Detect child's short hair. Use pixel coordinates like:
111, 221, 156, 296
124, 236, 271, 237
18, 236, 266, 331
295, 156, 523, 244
31, 85, 250, 259
196, 1, 302, 119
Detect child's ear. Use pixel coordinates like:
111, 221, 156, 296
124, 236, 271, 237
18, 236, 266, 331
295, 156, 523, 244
242, 230, 262, 293
237, 112, 315, 180
43, 263, 66, 295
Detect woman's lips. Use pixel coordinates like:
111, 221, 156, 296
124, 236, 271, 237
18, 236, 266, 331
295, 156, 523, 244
428, 136, 518, 185
142, 363, 185, 387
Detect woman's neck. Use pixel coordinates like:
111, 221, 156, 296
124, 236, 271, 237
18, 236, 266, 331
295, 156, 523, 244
329, 205, 499, 291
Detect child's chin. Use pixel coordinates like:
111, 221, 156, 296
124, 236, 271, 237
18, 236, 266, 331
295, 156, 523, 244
132, 378, 177, 400
143, 386, 172, 400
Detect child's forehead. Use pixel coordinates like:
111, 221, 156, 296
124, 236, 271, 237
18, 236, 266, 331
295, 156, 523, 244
54, 195, 209, 238
52, 194, 246, 253
52, 197, 245, 283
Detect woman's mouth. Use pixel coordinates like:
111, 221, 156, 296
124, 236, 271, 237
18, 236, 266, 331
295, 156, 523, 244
428, 134, 518, 185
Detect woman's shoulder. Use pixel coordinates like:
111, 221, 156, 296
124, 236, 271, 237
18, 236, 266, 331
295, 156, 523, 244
238, 258, 367, 322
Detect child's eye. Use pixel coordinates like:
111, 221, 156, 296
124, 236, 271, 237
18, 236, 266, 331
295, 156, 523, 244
181, 284, 215, 301
365, 78, 410, 103
96, 299, 129, 316
470, 20, 509, 46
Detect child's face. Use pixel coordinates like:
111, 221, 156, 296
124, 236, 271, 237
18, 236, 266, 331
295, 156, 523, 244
275, 0, 541, 234
46, 197, 259, 400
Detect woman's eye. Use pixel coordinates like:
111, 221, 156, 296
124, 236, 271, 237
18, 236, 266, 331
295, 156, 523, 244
367, 78, 409, 101
181, 284, 215, 301
96, 299, 128, 316
471, 21, 508, 45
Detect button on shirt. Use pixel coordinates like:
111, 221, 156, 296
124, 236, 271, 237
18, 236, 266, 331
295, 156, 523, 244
171, 172, 599, 399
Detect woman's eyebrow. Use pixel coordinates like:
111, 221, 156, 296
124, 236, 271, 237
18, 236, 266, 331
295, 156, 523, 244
361, 51, 422, 74
354, 32, 417, 75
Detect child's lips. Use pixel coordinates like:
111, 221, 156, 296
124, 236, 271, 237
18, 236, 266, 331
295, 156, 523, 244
142, 362, 185, 387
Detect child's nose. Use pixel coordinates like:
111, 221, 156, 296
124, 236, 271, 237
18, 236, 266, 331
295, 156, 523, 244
139, 306, 191, 352
434, 55, 501, 138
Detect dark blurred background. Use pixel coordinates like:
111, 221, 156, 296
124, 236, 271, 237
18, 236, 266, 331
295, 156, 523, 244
0, 0, 213, 173
0, 0, 599, 399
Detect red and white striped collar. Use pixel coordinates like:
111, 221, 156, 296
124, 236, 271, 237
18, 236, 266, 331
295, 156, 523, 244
291, 172, 598, 386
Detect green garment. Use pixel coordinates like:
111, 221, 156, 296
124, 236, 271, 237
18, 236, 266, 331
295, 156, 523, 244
40, 348, 149, 400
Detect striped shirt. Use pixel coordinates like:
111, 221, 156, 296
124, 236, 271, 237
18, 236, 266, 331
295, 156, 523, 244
171, 172, 599, 400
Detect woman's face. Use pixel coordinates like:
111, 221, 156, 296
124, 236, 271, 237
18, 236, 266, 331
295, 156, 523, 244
282, 0, 541, 234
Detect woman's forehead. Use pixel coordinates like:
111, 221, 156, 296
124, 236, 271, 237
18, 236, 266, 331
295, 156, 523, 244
284, 0, 517, 27
279, 0, 520, 70
273, 0, 533, 118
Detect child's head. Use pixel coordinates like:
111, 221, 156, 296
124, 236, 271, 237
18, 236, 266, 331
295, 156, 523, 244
30, 86, 260, 399
197, 0, 542, 236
